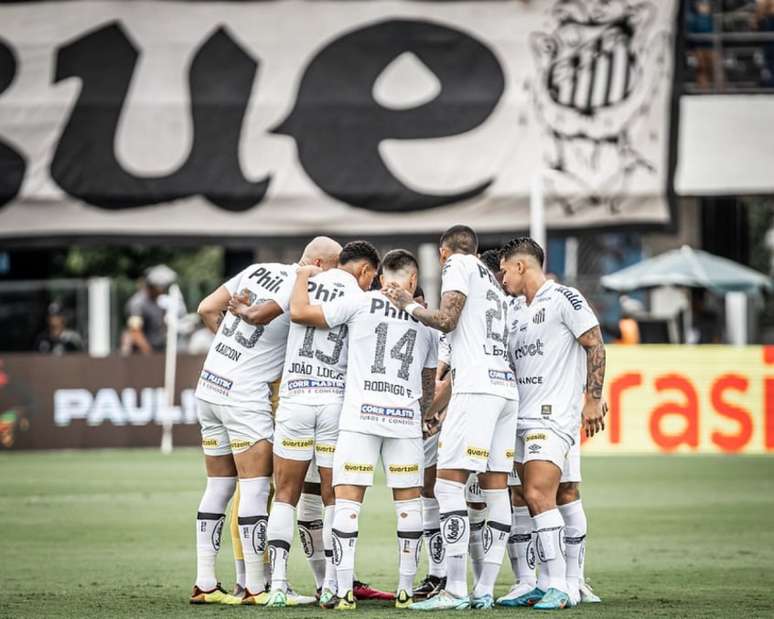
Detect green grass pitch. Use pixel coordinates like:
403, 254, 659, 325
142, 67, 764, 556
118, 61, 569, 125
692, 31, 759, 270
1, 449, 773, 618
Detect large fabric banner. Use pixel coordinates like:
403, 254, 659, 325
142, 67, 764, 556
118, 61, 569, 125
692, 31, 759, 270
0, 0, 677, 239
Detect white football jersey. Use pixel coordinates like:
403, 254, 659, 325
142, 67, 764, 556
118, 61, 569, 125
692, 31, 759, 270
508, 280, 599, 444
279, 268, 363, 404
438, 333, 451, 367
322, 291, 438, 438
195, 263, 298, 407
441, 253, 517, 399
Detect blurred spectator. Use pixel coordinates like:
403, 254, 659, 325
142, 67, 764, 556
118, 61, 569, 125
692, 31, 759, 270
121, 264, 180, 354
34, 302, 84, 354
616, 295, 643, 345
186, 315, 215, 355
757, 0, 774, 87
687, 0, 717, 89
688, 289, 722, 344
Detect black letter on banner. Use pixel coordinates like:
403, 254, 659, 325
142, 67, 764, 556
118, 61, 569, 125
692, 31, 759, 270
51, 22, 267, 210
0, 39, 26, 208
275, 19, 504, 212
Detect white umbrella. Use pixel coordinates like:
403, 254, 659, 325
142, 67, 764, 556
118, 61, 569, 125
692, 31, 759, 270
600, 245, 772, 293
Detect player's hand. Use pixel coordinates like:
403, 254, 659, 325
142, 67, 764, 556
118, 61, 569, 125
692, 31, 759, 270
422, 410, 444, 438
381, 282, 413, 309
227, 291, 250, 317
298, 265, 322, 278
582, 397, 606, 438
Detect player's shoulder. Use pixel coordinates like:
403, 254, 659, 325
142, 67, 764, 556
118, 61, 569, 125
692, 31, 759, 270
549, 282, 588, 310
442, 252, 475, 274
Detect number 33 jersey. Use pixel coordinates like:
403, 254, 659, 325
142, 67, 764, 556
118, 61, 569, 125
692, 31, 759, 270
322, 291, 438, 439
279, 268, 363, 404
195, 263, 298, 408
441, 253, 517, 400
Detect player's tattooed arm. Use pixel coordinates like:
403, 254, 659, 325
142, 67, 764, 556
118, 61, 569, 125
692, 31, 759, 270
423, 374, 451, 437
227, 291, 283, 326
578, 325, 607, 437
382, 284, 466, 333
420, 367, 436, 419
197, 285, 232, 333
289, 265, 328, 328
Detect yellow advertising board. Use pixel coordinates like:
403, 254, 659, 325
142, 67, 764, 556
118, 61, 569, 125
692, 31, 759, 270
581, 345, 774, 455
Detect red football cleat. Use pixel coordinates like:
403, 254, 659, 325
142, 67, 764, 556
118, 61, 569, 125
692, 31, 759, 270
353, 580, 395, 601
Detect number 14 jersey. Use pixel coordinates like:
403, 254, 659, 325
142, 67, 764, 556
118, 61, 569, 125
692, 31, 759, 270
322, 291, 438, 439
441, 253, 517, 400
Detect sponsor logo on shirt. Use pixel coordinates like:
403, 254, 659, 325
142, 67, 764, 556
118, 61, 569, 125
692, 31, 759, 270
541, 405, 552, 417
287, 378, 344, 393
556, 286, 584, 310
513, 340, 544, 359
247, 265, 287, 294
488, 369, 515, 383
360, 403, 414, 420
525, 433, 546, 442
344, 462, 374, 473
201, 438, 219, 448
315, 443, 336, 454
368, 297, 418, 323
388, 464, 420, 474
308, 280, 347, 303
466, 446, 490, 459
518, 375, 544, 385
199, 369, 233, 396
281, 437, 314, 449
532, 308, 546, 324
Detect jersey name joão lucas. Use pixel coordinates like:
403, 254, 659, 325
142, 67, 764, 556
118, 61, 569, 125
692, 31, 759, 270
279, 268, 362, 404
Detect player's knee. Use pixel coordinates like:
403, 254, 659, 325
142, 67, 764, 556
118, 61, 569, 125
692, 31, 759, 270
510, 485, 527, 508
557, 482, 579, 505
522, 484, 552, 515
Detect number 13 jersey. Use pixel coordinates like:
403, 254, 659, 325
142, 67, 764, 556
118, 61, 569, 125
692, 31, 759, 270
441, 253, 517, 400
195, 262, 298, 408
279, 268, 363, 404
322, 291, 438, 439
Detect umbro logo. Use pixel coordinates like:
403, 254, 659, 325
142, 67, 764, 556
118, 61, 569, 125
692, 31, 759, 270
532, 308, 546, 324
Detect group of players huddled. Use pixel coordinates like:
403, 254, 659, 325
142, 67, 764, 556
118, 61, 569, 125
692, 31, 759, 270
190, 225, 607, 611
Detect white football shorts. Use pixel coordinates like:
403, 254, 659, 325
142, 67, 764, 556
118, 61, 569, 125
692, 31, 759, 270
273, 400, 340, 468
510, 427, 579, 484
333, 430, 423, 489
424, 432, 440, 469
196, 397, 273, 456
437, 393, 518, 473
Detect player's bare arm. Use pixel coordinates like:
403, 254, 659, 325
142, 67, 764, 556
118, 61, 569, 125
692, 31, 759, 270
383, 284, 466, 334
578, 325, 607, 438
436, 360, 450, 382
289, 264, 328, 328
423, 374, 451, 437
420, 367, 436, 418
227, 289, 284, 326
197, 285, 232, 333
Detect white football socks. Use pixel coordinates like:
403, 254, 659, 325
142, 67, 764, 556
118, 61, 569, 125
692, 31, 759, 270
237, 476, 271, 595
533, 509, 567, 594
266, 501, 295, 593
559, 499, 587, 591
435, 478, 469, 598
473, 489, 510, 598
421, 496, 445, 578
298, 492, 326, 590
395, 498, 423, 594
322, 504, 337, 592
332, 499, 361, 596
508, 506, 537, 588
468, 504, 487, 582
195, 476, 236, 591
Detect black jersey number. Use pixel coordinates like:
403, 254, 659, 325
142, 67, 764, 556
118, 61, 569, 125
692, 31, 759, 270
220, 291, 269, 349
370, 322, 417, 381
297, 324, 349, 366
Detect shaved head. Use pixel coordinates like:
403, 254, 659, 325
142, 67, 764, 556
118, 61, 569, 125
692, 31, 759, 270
300, 236, 342, 270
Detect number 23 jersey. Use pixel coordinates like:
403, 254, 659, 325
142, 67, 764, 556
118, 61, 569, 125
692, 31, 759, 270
441, 253, 517, 400
322, 291, 438, 438
195, 263, 298, 407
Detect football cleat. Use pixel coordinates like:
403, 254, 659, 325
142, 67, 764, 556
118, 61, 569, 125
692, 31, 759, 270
286, 585, 316, 605
497, 586, 544, 607
470, 593, 495, 609
264, 589, 290, 608
354, 579, 395, 601
413, 575, 444, 601
190, 583, 229, 604
409, 590, 470, 611
496, 582, 537, 606
533, 587, 570, 610
336, 589, 357, 610
232, 584, 245, 597
319, 588, 338, 609
240, 588, 271, 605
579, 580, 601, 603
395, 589, 413, 609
